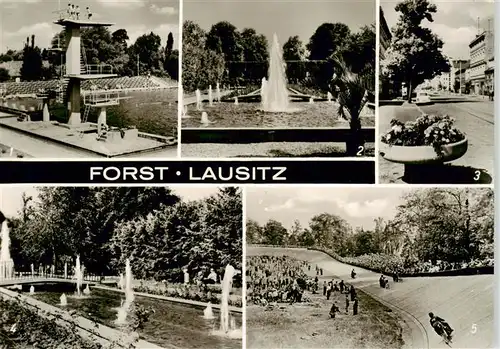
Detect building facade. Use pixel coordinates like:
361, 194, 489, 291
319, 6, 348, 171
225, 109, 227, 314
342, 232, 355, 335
379, 7, 391, 60
469, 30, 494, 94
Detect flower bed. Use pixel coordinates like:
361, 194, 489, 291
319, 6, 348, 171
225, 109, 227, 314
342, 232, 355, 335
0, 297, 100, 349
133, 283, 243, 308
381, 114, 466, 155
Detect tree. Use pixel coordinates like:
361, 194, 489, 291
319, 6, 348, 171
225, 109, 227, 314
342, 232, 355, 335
165, 32, 174, 58
20, 35, 43, 81
129, 32, 164, 76
206, 21, 244, 84
239, 28, 268, 84
287, 219, 303, 246
339, 25, 376, 88
0, 67, 10, 82
306, 23, 351, 90
283, 36, 306, 83
308, 213, 351, 252
246, 219, 263, 244
164, 49, 178, 80
381, 0, 450, 102
182, 20, 224, 91
262, 219, 287, 245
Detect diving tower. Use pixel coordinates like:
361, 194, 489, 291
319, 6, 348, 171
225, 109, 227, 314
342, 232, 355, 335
54, 15, 118, 126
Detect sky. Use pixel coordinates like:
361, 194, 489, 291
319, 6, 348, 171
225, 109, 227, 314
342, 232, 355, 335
246, 187, 411, 231
0, 0, 179, 53
0, 186, 221, 218
381, 0, 495, 59
184, 0, 375, 47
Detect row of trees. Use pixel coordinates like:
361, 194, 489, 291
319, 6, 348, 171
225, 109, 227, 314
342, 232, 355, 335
381, 0, 450, 100
0, 28, 179, 82
247, 188, 494, 265
182, 20, 375, 92
6, 187, 241, 281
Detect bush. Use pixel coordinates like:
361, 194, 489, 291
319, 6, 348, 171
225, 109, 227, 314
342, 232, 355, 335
0, 296, 100, 349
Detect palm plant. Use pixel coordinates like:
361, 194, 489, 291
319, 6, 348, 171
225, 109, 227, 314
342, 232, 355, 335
330, 56, 373, 156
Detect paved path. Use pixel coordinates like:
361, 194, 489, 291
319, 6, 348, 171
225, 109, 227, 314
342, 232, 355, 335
248, 246, 494, 349
378, 101, 494, 183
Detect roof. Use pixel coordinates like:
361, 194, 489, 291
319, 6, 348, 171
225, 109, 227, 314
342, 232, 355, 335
0, 60, 50, 78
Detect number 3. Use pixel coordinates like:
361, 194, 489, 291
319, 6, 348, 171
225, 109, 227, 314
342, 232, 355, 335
356, 146, 364, 156
471, 323, 477, 334
474, 171, 481, 181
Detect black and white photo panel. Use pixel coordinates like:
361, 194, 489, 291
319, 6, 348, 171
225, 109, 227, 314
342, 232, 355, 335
246, 186, 494, 349
379, 0, 494, 184
0, 0, 179, 158
181, 0, 376, 158
0, 186, 243, 348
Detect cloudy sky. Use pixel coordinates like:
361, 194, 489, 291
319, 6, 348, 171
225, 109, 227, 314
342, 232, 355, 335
246, 187, 411, 231
381, 0, 494, 59
0, 0, 179, 53
0, 186, 221, 218
185, 0, 375, 48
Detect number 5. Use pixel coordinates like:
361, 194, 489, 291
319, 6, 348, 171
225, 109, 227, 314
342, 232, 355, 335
474, 170, 481, 181
471, 323, 477, 334
356, 146, 364, 156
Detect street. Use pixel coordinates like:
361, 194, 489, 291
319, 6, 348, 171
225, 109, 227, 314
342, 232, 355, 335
379, 99, 494, 183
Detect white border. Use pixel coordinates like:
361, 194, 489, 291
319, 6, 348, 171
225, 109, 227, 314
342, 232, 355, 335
375, 2, 381, 185
177, 0, 184, 159
241, 186, 247, 349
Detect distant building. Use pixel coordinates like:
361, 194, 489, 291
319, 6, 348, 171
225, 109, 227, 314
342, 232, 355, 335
449, 59, 470, 92
469, 28, 494, 94
455, 61, 470, 93
379, 7, 392, 60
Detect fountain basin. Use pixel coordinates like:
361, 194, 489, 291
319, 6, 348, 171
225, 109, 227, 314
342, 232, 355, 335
181, 103, 375, 128
380, 138, 468, 164
31, 287, 242, 349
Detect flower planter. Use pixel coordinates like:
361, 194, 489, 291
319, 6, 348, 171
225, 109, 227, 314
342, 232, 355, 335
380, 137, 468, 165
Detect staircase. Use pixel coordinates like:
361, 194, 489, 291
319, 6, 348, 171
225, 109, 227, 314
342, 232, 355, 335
57, 77, 70, 104
80, 45, 87, 74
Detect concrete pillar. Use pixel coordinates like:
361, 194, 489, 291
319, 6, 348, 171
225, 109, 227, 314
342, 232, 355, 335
65, 26, 81, 75
42, 102, 50, 122
97, 107, 107, 134
67, 79, 81, 125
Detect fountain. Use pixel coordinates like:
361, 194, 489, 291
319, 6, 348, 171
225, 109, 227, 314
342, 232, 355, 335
9, 148, 13, 157
219, 265, 235, 333
260, 78, 268, 109
200, 112, 215, 125
29, 286, 34, 294
203, 302, 215, 319
309, 97, 314, 104
216, 83, 221, 103
116, 259, 134, 325
74, 255, 83, 297
195, 89, 202, 111
60, 293, 68, 306
83, 284, 91, 295
327, 92, 333, 103
208, 85, 213, 107
0, 219, 14, 279
31, 264, 34, 277
64, 262, 67, 279
182, 105, 190, 119
262, 33, 290, 112
234, 97, 238, 105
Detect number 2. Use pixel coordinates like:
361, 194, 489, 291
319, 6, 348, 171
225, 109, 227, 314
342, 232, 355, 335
473, 171, 481, 181
356, 146, 364, 156
471, 323, 477, 334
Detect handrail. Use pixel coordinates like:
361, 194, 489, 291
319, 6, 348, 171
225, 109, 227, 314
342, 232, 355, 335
60, 64, 114, 75
82, 90, 121, 105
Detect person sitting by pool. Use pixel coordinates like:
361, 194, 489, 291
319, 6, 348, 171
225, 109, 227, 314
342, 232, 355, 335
75, 5, 80, 20
67, 3, 72, 18
86, 7, 92, 20
205, 268, 217, 284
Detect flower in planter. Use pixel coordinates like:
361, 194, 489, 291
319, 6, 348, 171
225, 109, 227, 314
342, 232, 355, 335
381, 114, 465, 155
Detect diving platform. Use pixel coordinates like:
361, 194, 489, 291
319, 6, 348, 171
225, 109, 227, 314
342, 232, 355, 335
54, 19, 114, 27
82, 91, 130, 107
